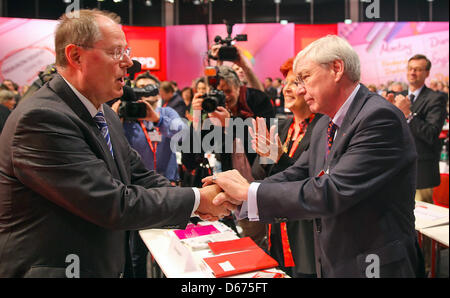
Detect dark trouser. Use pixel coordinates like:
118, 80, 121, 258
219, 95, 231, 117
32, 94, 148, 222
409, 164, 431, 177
129, 230, 148, 278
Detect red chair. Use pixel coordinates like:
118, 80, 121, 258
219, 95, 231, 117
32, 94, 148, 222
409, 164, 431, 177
429, 174, 449, 277
433, 173, 449, 208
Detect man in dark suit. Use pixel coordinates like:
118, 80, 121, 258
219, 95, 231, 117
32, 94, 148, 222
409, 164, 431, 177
0, 104, 10, 134
0, 9, 234, 278
159, 81, 187, 118
205, 35, 424, 277
393, 54, 448, 203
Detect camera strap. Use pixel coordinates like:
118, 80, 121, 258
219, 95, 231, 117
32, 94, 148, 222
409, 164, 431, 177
139, 120, 158, 170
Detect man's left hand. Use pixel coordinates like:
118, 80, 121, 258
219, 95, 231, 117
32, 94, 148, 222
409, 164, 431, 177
138, 100, 160, 123
208, 106, 230, 127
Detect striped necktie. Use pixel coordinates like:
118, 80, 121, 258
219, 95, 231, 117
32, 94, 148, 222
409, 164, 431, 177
326, 120, 338, 158
93, 111, 114, 157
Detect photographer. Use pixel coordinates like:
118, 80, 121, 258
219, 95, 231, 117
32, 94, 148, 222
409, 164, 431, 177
112, 72, 187, 278
186, 65, 274, 170
211, 43, 264, 93
182, 64, 274, 238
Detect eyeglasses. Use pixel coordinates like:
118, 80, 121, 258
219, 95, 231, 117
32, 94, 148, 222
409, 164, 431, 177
294, 75, 308, 87
407, 67, 426, 73
295, 70, 316, 87
295, 63, 329, 87
77, 44, 131, 61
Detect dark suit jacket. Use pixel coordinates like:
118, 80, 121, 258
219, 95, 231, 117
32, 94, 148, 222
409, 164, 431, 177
402, 86, 448, 188
0, 74, 195, 277
252, 114, 322, 275
165, 93, 187, 118
254, 85, 422, 277
0, 104, 10, 134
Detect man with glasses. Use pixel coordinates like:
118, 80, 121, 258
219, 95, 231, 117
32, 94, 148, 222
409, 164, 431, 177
205, 35, 425, 277
0, 9, 236, 278
393, 54, 447, 204
393, 54, 447, 276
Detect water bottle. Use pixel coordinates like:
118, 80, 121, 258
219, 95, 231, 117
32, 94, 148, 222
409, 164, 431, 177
441, 141, 449, 163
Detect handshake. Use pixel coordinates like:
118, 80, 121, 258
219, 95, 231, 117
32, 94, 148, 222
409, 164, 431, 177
195, 170, 251, 221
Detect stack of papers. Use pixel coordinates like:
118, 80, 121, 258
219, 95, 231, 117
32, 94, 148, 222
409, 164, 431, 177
203, 237, 279, 278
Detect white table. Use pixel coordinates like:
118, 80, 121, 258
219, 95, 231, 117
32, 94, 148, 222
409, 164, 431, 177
419, 224, 449, 278
420, 225, 449, 247
414, 201, 449, 278
139, 221, 287, 278
414, 200, 449, 230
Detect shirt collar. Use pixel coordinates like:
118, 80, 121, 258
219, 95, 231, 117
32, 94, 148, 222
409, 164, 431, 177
408, 85, 425, 100
60, 74, 104, 118
332, 83, 361, 128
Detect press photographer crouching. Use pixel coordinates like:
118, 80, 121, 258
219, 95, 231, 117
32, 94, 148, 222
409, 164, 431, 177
111, 71, 187, 278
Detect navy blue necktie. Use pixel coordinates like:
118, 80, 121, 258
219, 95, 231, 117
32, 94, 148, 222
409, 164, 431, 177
409, 94, 415, 104
93, 111, 114, 157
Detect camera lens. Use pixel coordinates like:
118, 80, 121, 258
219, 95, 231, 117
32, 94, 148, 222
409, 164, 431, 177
202, 97, 218, 113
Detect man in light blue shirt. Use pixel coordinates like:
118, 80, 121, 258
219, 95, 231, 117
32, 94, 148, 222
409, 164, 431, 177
112, 72, 187, 277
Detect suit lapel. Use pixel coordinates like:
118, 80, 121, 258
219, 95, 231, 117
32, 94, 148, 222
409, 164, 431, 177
315, 116, 329, 174
326, 84, 370, 169
48, 74, 122, 180
410, 86, 430, 115
103, 107, 129, 183
296, 114, 322, 155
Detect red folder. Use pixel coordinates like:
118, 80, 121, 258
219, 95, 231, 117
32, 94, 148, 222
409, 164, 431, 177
208, 237, 259, 255
203, 247, 279, 278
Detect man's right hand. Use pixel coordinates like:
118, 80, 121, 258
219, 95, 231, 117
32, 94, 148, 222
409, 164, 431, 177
196, 184, 238, 221
191, 92, 204, 111
191, 92, 204, 130
202, 170, 250, 203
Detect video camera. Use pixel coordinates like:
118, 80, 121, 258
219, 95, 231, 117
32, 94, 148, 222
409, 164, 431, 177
209, 22, 247, 62
118, 84, 159, 120
201, 66, 226, 113
117, 59, 160, 120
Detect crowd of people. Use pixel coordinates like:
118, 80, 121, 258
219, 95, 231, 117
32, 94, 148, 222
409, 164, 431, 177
0, 8, 449, 278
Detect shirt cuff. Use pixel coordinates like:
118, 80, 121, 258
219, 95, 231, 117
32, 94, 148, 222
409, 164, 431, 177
191, 187, 201, 217
154, 113, 163, 127
248, 182, 260, 221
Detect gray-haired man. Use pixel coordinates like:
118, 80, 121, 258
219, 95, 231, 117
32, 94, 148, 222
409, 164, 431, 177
206, 35, 425, 278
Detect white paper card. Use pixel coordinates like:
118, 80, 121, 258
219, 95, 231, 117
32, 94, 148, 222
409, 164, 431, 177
219, 261, 235, 272
168, 234, 198, 273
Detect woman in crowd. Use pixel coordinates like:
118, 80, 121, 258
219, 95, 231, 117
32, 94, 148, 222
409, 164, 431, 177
251, 57, 323, 278
181, 86, 193, 121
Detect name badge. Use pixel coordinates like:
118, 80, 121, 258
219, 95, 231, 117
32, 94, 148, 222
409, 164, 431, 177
148, 130, 162, 142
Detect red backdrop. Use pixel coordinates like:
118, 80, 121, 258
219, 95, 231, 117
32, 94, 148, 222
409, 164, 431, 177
295, 24, 338, 54
122, 25, 167, 81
